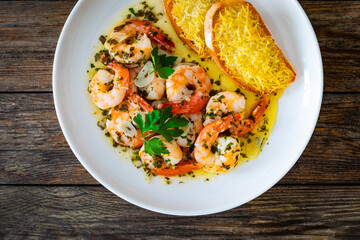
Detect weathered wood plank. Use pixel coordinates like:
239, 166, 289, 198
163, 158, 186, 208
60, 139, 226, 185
0, 93, 97, 184
0, 93, 359, 184
0, 1, 76, 92
299, 1, 360, 93
0, 1, 359, 92
0, 185, 359, 239
282, 93, 360, 184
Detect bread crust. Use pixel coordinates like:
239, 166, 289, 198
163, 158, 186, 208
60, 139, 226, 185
205, 0, 296, 94
163, 0, 210, 58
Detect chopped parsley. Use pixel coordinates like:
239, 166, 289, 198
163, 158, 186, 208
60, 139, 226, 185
129, 8, 137, 16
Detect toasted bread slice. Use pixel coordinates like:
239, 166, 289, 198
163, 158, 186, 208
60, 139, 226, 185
164, 0, 220, 58
204, 0, 296, 94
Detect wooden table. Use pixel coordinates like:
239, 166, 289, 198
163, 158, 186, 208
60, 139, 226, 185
1, 0, 359, 238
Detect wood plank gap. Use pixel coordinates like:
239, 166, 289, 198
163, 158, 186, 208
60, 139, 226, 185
1, 183, 359, 187
0, 185, 359, 239
0, 91, 53, 94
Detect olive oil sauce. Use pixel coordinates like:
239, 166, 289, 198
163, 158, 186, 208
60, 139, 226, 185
87, 0, 281, 183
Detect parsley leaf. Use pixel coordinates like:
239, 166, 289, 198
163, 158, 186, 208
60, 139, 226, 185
133, 106, 189, 157
156, 67, 175, 79
151, 47, 160, 66
150, 46, 177, 79
159, 54, 178, 66
144, 138, 169, 156
158, 117, 189, 142
158, 105, 172, 126
129, 8, 136, 16
133, 114, 144, 133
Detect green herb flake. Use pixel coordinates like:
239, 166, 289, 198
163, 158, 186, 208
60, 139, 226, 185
119, 104, 128, 112
94, 53, 101, 62
102, 109, 109, 116
129, 8, 137, 16
99, 35, 106, 45
211, 145, 218, 154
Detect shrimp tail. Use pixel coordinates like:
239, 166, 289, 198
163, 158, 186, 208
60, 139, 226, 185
215, 113, 243, 132
128, 94, 153, 111
232, 95, 270, 137
131, 20, 175, 53
151, 161, 200, 177
196, 113, 243, 147
148, 25, 175, 53
160, 102, 194, 114
161, 96, 210, 114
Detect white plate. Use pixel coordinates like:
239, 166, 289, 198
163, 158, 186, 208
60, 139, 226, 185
53, 0, 323, 216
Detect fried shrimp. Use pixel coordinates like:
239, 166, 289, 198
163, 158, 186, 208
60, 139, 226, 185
162, 63, 211, 114
105, 20, 175, 64
89, 63, 130, 109
194, 114, 243, 173
106, 94, 153, 148
204, 91, 245, 126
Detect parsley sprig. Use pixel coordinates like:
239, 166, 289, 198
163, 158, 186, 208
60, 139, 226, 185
151, 47, 178, 79
133, 106, 188, 157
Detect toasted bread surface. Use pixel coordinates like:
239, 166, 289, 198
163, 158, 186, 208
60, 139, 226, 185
205, 0, 296, 94
164, 0, 220, 58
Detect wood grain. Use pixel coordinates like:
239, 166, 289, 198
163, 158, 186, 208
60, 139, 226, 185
0, 1, 359, 93
0, 93, 97, 184
299, 1, 360, 93
0, 185, 359, 239
0, 1, 76, 92
0, 0, 359, 239
1, 93, 359, 184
